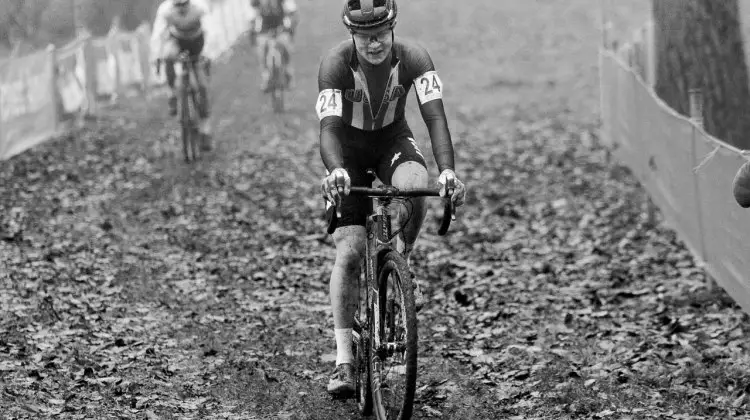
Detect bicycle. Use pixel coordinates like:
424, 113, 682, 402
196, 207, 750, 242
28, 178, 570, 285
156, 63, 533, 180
175, 51, 209, 162
326, 182, 454, 420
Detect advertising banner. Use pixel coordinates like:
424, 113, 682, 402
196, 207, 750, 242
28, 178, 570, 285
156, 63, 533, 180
0, 50, 58, 159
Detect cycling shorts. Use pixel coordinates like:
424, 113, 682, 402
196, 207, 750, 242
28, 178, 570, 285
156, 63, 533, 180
336, 121, 427, 227
171, 32, 205, 57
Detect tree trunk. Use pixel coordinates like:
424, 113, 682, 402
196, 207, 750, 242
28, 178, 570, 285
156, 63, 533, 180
653, 0, 750, 149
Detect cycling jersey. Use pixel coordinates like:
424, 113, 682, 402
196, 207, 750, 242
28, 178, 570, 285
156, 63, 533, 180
252, 0, 297, 34
317, 38, 455, 173
151, 0, 210, 57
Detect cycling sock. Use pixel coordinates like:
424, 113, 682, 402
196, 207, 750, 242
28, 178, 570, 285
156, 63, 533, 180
334, 328, 354, 365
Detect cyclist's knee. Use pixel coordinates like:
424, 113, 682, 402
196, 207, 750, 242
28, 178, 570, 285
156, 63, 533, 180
391, 161, 428, 190
333, 226, 365, 270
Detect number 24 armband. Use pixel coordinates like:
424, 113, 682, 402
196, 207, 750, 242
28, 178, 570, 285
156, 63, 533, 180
414, 71, 444, 105
316, 89, 343, 120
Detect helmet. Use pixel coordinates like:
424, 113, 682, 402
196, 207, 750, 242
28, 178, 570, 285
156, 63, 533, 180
342, 0, 398, 31
172, 0, 189, 5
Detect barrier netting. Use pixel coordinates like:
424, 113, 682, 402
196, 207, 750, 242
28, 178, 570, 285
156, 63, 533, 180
600, 8, 750, 314
0, 0, 255, 160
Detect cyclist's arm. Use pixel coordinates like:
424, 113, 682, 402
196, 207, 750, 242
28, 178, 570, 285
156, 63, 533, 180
410, 46, 455, 172
150, 4, 169, 59
317, 54, 347, 171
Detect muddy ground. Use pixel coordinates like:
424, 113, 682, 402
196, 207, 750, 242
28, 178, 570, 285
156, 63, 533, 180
2, 1, 749, 419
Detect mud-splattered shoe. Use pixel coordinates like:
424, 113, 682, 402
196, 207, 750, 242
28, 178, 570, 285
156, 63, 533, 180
327, 363, 355, 399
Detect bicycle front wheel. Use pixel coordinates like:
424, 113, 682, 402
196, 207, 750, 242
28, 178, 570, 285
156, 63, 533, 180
180, 83, 192, 162
370, 251, 417, 420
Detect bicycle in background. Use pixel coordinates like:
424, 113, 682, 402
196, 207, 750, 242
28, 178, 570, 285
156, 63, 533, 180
175, 51, 210, 162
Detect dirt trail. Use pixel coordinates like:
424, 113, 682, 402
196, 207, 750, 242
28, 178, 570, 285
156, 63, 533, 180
2, 1, 748, 419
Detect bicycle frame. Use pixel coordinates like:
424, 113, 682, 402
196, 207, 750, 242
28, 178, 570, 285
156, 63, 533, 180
363, 193, 398, 356
329, 185, 453, 351
177, 53, 200, 107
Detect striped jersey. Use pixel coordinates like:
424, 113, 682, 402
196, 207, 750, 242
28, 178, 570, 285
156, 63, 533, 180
317, 38, 445, 131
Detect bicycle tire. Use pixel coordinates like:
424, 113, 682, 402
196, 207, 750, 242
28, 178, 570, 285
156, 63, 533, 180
180, 80, 192, 162
188, 88, 201, 160
271, 61, 284, 113
267, 43, 285, 113
371, 251, 417, 420
353, 316, 373, 415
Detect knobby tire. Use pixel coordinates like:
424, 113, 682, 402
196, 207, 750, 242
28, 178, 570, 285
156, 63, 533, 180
180, 80, 192, 162
371, 251, 417, 420
268, 43, 285, 113
354, 315, 373, 415
188, 88, 201, 161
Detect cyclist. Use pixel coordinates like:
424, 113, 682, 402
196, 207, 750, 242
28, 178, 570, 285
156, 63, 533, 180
249, 0, 299, 92
317, 0, 466, 397
151, 0, 212, 145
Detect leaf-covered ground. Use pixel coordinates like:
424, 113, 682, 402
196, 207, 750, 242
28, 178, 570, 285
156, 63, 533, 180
2, 1, 750, 419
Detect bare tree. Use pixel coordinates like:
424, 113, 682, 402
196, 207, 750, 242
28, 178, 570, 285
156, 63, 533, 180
653, 0, 750, 149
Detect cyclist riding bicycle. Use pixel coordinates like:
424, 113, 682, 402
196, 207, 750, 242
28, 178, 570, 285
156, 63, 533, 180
317, 0, 466, 397
151, 0, 213, 145
249, 0, 299, 92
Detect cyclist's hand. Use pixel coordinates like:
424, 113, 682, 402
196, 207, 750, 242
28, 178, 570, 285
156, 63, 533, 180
321, 168, 351, 206
437, 169, 466, 207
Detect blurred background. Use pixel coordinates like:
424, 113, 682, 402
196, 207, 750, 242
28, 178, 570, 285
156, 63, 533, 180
0, 0, 160, 55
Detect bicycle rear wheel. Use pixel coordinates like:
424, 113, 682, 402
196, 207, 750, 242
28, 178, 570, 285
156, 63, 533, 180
269, 47, 285, 113
370, 251, 417, 420
180, 82, 192, 162
188, 89, 201, 160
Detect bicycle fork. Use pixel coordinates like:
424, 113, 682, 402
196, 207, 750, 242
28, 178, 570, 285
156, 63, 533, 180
367, 199, 399, 359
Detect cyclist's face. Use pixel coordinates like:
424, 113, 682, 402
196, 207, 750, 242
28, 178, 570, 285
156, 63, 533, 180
175, 2, 189, 15
352, 27, 392, 65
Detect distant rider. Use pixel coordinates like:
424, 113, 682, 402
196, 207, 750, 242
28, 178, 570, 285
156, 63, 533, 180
151, 0, 213, 146
249, 0, 299, 92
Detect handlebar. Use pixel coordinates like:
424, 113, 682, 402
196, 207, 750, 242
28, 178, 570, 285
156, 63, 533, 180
326, 186, 455, 236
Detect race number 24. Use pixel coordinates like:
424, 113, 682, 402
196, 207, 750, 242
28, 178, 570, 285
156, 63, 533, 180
316, 89, 343, 119
415, 71, 443, 104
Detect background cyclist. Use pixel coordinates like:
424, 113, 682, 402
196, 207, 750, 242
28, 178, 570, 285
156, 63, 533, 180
317, 0, 467, 398
151, 0, 213, 147
250, 0, 299, 92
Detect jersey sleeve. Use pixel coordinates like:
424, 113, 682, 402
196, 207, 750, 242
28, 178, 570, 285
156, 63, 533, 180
150, 4, 169, 60
406, 43, 455, 171
317, 50, 349, 171
406, 45, 444, 105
